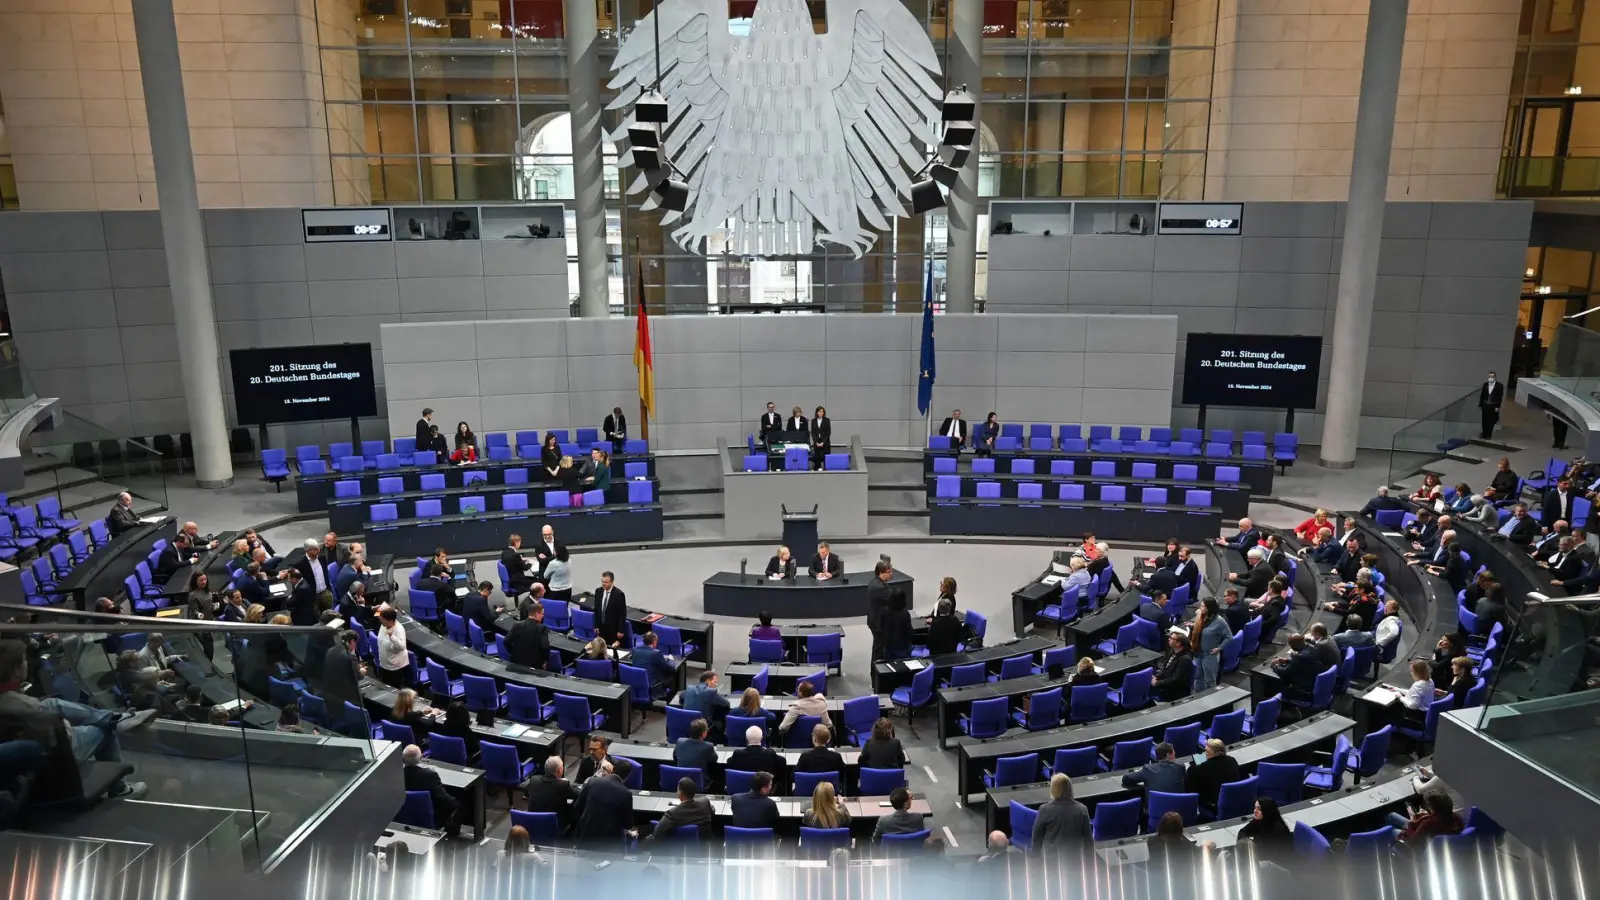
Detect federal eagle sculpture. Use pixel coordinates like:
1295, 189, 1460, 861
607, 0, 945, 258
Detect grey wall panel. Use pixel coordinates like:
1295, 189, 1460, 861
1151, 272, 1239, 307
484, 275, 554, 312
215, 281, 312, 320
995, 386, 1084, 422
1170, 306, 1238, 336
1067, 270, 1153, 305
7, 290, 117, 333
739, 351, 820, 388
1368, 312, 1419, 348
382, 322, 477, 364
1243, 202, 1337, 238
1410, 348, 1507, 385
828, 349, 912, 387
654, 316, 741, 355
305, 242, 397, 281
653, 352, 741, 389
1379, 203, 1432, 238
1237, 273, 1331, 308
742, 315, 825, 351
1087, 315, 1177, 352
478, 357, 569, 395
1360, 383, 1411, 418
565, 355, 637, 392
1375, 239, 1428, 276
113, 287, 176, 326
123, 362, 186, 402
208, 244, 306, 285
1154, 235, 1241, 272
310, 314, 397, 354
1083, 353, 1172, 390
1373, 275, 1423, 311
216, 318, 314, 355
998, 352, 1085, 388
0, 212, 106, 253
1427, 201, 1531, 240
30, 366, 130, 406
481, 240, 565, 277
1365, 347, 1415, 384
657, 387, 744, 424
824, 314, 909, 352
823, 385, 909, 421
1239, 237, 1334, 274
403, 311, 488, 323
202, 208, 304, 247
479, 393, 571, 432
101, 211, 163, 250
1422, 239, 1527, 278
570, 390, 640, 430
565, 320, 635, 356
997, 313, 1086, 351
986, 270, 1072, 306
107, 249, 171, 288
929, 385, 1000, 420
398, 276, 486, 313
0, 251, 112, 292
1070, 235, 1155, 271
1418, 276, 1522, 315
935, 350, 998, 386
119, 324, 180, 366
387, 360, 480, 401
395, 241, 483, 278
309, 278, 400, 317
473, 319, 555, 359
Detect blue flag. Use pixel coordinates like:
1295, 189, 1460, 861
917, 259, 936, 416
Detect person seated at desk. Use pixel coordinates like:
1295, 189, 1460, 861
1137, 590, 1174, 632
338, 581, 378, 631
538, 434, 562, 482
107, 491, 141, 537
650, 777, 715, 841
765, 547, 797, 581
1086, 542, 1123, 593
731, 771, 781, 829
577, 636, 615, 677
573, 756, 634, 845
734, 687, 777, 731
1447, 482, 1476, 515
229, 539, 252, 570
1069, 656, 1102, 687
1058, 556, 1094, 598
402, 744, 461, 839
801, 781, 851, 829
873, 787, 926, 840
249, 547, 280, 577
1218, 587, 1251, 634
1334, 599, 1401, 652
1270, 633, 1320, 699
462, 581, 503, 636
1531, 521, 1569, 559
603, 406, 628, 454
390, 687, 435, 739
1388, 790, 1464, 845
758, 402, 782, 446
1446, 655, 1475, 709
926, 598, 965, 657
1331, 536, 1364, 583
975, 412, 999, 458
1400, 659, 1445, 712
786, 406, 810, 440
175, 684, 208, 723
810, 406, 831, 469
1227, 547, 1274, 599
780, 680, 828, 742
574, 735, 613, 785
681, 670, 731, 724
750, 611, 783, 642
436, 699, 481, 757
179, 520, 218, 553
1462, 492, 1501, 526
1152, 631, 1194, 702
1304, 528, 1342, 565
630, 631, 675, 698
153, 534, 194, 581
416, 563, 456, 616
451, 421, 479, 464
1543, 535, 1587, 586
1185, 739, 1242, 811
423, 424, 449, 459
1293, 508, 1333, 543
1215, 517, 1260, 553
333, 552, 370, 600
525, 756, 579, 833
728, 724, 787, 784
1410, 472, 1444, 505
937, 409, 968, 448
1262, 533, 1290, 576
1360, 485, 1407, 517
584, 448, 612, 493
809, 543, 842, 580
1497, 503, 1540, 545
505, 599, 551, 670
880, 594, 913, 660
673, 717, 718, 774
1430, 634, 1465, 690
1122, 741, 1186, 794
860, 717, 907, 769
1425, 539, 1469, 592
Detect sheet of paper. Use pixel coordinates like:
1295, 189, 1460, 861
903, 659, 928, 670
455, 586, 469, 596
449, 558, 467, 566
370, 568, 384, 577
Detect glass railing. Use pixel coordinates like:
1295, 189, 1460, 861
22, 411, 169, 518
1501, 154, 1600, 196
1539, 323, 1600, 416
0, 607, 381, 870
1387, 388, 1481, 486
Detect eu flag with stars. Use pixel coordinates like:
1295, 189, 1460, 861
917, 259, 936, 416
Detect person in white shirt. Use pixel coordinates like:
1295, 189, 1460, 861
1400, 660, 1439, 711
779, 679, 829, 739
1333, 599, 1401, 651
376, 607, 409, 687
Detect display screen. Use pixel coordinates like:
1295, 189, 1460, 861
230, 344, 378, 425
1182, 333, 1322, 409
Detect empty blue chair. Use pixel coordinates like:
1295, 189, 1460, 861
1108, 667, 1153, 710
1293, 821, 1331, 857
983, 752, 1039, 789
481, 740, 536, 801
1069, 682, 1109, 723
975, 482, 1002, 502
1061, 437, 1087, 452
724, 715, 767, 747
1104, 737, 1153, 771
508, 810, 562, 843
824, 453, 848, 470
415, 499, 443, 518
1149, 426, 1172, 446
1201, 708, 1246, 745
428, 734, 469, 765
425, 659, 464, 702
1059, 483, 1085, 503
571, 608, 596, 640
1090, 460, 1116, 479
749, 638, 786, 663
1009, 801, 1038, 850
360, 440, 385, 466
581, 489, 605, 507
723, 770, 757, 794
502, 493, 530, 515
260, 449, 291, 489
724, 826, 774, 846
1100, 485, 1126, 503
1015, 687, 1062, 730
628, 481, 655, 504
1396, 696, 1451, 752
413, 451, 436, 466
395, 790, 434, 828
545, 491, 571, 509
990, 655, 1033, 682
1147, 791, 1199, 830
890, 665, 935, 736
800, 827, 851, 853
1044, 746, 1099, 778
1010, 458, 1035, 475
958, 697, 1009, 739
660, 764, 705, 792
933, 456, 956, 474
1186, 489, 1212, 509
295, 445, 322, 470
1161, 722, 1203, 757
665, 705, 700, 743
334, 480, 361, 500
1092, 798, 1141, 841
1242, 444, 1269, 462
1288, 665, 1338, 713
784, 447, 808, 470
506, 684, 553, 724
1118, 426, 1142, 442
943, 662, 986, 689
934, 475, 961, 500
554, 693, 607, 735
1348, 725, 1391, 783
1212, 776, 1258, 821
1170, 441, 1196, 456
971, 458, 995, 474
1095, 622, 1139, 657
376, 476, 403, 495
1256, 761, 1306, 805
1346, 826, 1398, 856
1303, 734, 1352, 793
744, 454, 768, 472
805, 632, 843, 669
793, 770, 840, 797
624, 439, 648, 454
1141, 487, 1167, 505
463, 673, 505, 715
928, 436, 953, 450
444, 610, 468, 644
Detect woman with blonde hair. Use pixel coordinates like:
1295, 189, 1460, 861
1293, 508, 1331, 542
1062, 555, 1092, 596
802, 781, 852, 829
736, 685, 777, 728
245, 604, 266, 623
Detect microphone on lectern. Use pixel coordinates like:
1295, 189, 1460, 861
740, 557, 748, 583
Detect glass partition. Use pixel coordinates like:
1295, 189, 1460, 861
1540, 322, 1600, 409
1387, 388, 1481, 487
22, 410, 169, 518
0, 610, 379, 870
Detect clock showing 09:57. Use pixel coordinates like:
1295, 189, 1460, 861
1156, 203, 1243, 236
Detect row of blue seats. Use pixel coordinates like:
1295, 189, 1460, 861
971, 425, 1292, 446
325, 462, 654, 500
932, 435, 1290, 462
367, 482, 657, 523
743, 451, 850, 472
934, 478, 1218, 508
19, 520, 113, 606
0, 495, 84, 561
934, 458, 1244, 482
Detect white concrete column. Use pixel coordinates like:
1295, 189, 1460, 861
567, 0, 611, 318
1319, 0, 1408, 468
942, 0, 983, 314
131, 0, 233, 487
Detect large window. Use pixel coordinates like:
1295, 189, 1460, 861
1502, 0, 1600, 196
314, 0, 1218, 310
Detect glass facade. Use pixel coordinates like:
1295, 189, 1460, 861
1502, 0, 1600, 196
313, 0, 1218, 310
0, 95, 17, 210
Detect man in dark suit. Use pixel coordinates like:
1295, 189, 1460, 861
1405, 509, 1437, 550
1136, 590, 1173, 633
240, 563, 275, 612
573, 757, 635, 845
1151, 632, 1194, 702
333, 553, 368, 600
1307, 623, 1339, 671
573, 736, 613, 785
220, 589, 248, 622
534, 525, 567, 576
1543, 479, 1578, 530
402, 743, 460, 838
338, 581, 378, 631
1229, 548, 1274, 599
1359, 486, 1406, 517
1185, 739, 1242, 811
1133, 564, 1178, 600
937, 409, 968, 447
1219, 587, 1251, 633
321, 629, 364, 711
107, 492, 141, 537
1270, 633, 1320, 698
505, 599, 551, 669
630, 631, 677, 699
1531, 523, 1569, 559
595, 571, 628, 647
1332, 537, 1364, 581
501, 534, 535, 597
759, 402, 782, 445
810, 405, 831, 469
1215, 517, 1259, 554
1170, 547, 1202, 598
727, 726, 787, 788
865, 561, 896, 660
524, 756, 579, 833
462, 581, 501, 635
152, 535, 193, 581
651, 778, 715, 841
415, 408, 435, 450
294, 541, 333, 612
1543, 536, 1586, 583
1497, 503, 1540, 545
795, 723, 846, 773
1479, 372, 1503, 439
603, 406, 628, 454
285, 569, 319, 626
730, 771, 781, 828
1121, 742, 1186, 795
416, 563, 456, 615
809, 543, 843, 580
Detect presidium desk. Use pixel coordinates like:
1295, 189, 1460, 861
702, 570, 915, 619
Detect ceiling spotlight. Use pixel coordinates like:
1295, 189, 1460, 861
910, 177, 945, 214
632, 146, 662, 170
940, 144, 970, 170
654, 176, 690, 212
628, 122, 661, 149
930, 163, 959, 188
942, 87, 975, 123
636, 89, 669, 124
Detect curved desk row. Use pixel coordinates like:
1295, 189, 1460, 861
872, 634, 1060, 693
363, 502, 664, 558
400, 617, 635, 737
587, 730, 866, 795
626, 790, 931, 836
927, 473, 1249, 519
296, 453, 657, 513
61, 518, 176, 611
490, 612, 691, 697
984, 710, 1355, 834
928, 497, 1223, 544
934, 647, 1163, 748
923, 450, 1274, 495
1348, 516, 1453, 659
953, 684, 1250, 802
703, 571, 914, 619
327, 479, 656, 534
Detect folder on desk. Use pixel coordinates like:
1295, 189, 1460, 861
449, 558, 467, 566
501, 723, 531, 738
139, 516, 166, 525
642, 613, 666, 624
155, 607, 184, 618
370, 568, 384, 577
903, 660, 928, 671
455, 586, 469, 597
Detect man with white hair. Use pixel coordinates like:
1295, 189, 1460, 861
401, 744, 460, 838
726, 724, 787, 787
1228, 546, 1274, 599
978, 830, 1023, 863
1216, 517, 1259, 553
181, 521, 218, 551
523, 756, 579, 832
1084, 541, 1123, 593
1360, 485, 1406, 517
296, 538, 334, 611
1463, 493, 1500, 527
107, 491, 140, 536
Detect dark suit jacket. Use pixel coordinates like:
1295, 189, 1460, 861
501, 547, 533, 590
866, 577, 893, 631
533, 539, 567, 571
937, 417, 968, 446
595, 587, 628, 641
1143, 567, 1179, 599
1238, 562, 1274, 599
573, 775, 634, 844
880, 609, 912, 659
415, 418, 433, 448
220, 602, 248, 623
1274, 647, 1321, 695
241, 576, 274, 611
294, 554, 328, 594
786, 416, 810, 435
1543, 489, 1577, 528
404, 762, 452, 808
630, 644, 676, 687
1311, 638, 1340, 672
795, 746, 846, 774
321, 645, 362, 710
1334, 549, 1362, 582
287, 582, 319, 626
654, 797, 715, 839
1504, 515, 1540, 545
1153, 651, 1194, 702
1490, 469, 1520, 496
1170, 559, 1202, 596
727, 746, 787, 785
505, 618, 550, 669
1186, 754, 1243, 809
926, 614, 965, 656
759, 411, 782, 440
1549, 550, 1585, 582
1223, 528, 1260, 553
1436, 553, 1469, 592
1122, 759, 1186, 795
1479, 381, 1504, 409
108, 502, 141, 536
333, 565, 364, 601
765, 556, 796, 578
525, 773, 579, 829
603, 413, 627, 441
730, 791, 780, 829
809, 553, 843, 578
811, 416, 831, 449
462, 592, 498, 634
1360, 495, 1407, 516
416, 576, 454, 613
153, 543, 187, 581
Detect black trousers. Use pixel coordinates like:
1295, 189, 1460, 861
1553, 417, 1569, 448
379, 666, 408, 688
1481, 406, 1499, 438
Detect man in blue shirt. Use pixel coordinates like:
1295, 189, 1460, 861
681, 670, 730, 724
631, 631, 677, 699
1215, 517, 1259, 554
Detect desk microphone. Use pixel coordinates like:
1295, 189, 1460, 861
740, 557, 748, 583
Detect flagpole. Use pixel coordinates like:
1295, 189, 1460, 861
635, 242, 650, 443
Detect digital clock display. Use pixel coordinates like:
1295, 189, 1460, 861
1155, 203, 1243, 235
306, 223, 390, 237
1160, 218, 1237, 230
302, 208, 395, 243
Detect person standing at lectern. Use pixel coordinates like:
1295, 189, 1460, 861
867, 561, 895, 660
1479, 371, 1504, 439
810, 543, 842, 581
415, 407, 434, 450
603, 407, 627, 454
766, 546, 797, 580
811, 406, 832, 470
595, 572, 628, 648
938, 409, 968, 448
787, 406, 809, 438
759, 402, 782, 446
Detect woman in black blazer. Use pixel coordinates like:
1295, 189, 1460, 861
786, 406, 809, 437
859, 717, 907, 769
390, 688, 434, 739
810, 405, 831, 469
926, 596, 965, 656
436, 700, 480, 756
1069, 656, 1102, 686
1154, 538, 1181, 572
539, 434, 562, 481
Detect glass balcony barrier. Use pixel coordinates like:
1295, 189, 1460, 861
1387, 388, 1481, 486
21, 410, 169, 522
1500, 155, 1600, 197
